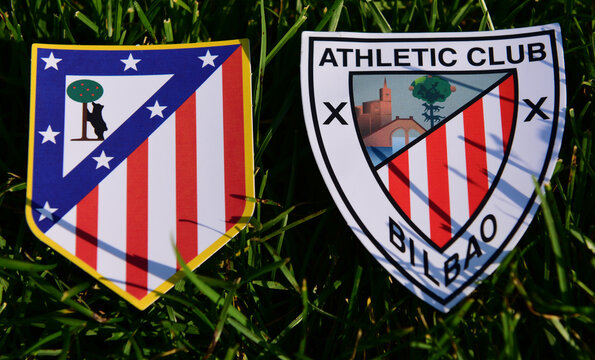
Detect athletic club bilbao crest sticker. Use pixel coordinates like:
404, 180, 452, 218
26, 41, 254, 309
301, 24, 566, 312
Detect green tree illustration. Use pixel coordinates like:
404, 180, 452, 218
408, 75, 456, 127
67, 79, 104, 140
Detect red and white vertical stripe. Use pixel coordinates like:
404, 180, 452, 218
45, 47, 247, 299
378, 75, 514, 248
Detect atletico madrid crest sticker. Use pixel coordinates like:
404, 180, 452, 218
27, 40, 254, 309
301, 25, 566, 311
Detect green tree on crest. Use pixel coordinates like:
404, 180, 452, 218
408, 75, 456, 127
67, 79, 104, 140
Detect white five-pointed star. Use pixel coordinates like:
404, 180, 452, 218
121, 53, 141, 71
41, 52, 62, 70
146, 100, 167, 118
37, 201, 58, 222
92, 150, 114, 169
38, 125, 61, 144
198, 50, 218, 67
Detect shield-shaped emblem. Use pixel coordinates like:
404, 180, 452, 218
26, 41, 254, 309
301, 25, 565, 311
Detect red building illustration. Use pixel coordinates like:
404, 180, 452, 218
355, 78, 426, 148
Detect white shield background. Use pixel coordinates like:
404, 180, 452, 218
301, 24, 566, 312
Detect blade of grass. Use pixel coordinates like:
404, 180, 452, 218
224, 318, 291, 360
262, 242, 300, 292
56, 0, 76, 42
273, 214, 289, 280
403, 0, 417, 32
20, 330, 62, 357
449, 0, 474, 29
260, 206, 295, 233
366, 0, 393, 33
314, 0, 342, 31
205, 279, 239, 358
133, 1, 157, 43
106, 0, 113, 38
160, 293, 215, 330
549, 318, 580, 352
265, 6, 308, 66
242, 259, 289, 285
0, 257, 56, 272
114, 0, 122, 42
429, 0, 438, 31
130, 335, 144, 360
1, 10, 24, 41
172, 243, 262, 335
173, 0, 192, 13
29, 276, 106, 322
57, 327, 71, 360
256, 170, 269, 225
298, 279, 309, 356
252, 280, 288, 290
190, 0, 200, 41
4, 181, 25, 193
60, 282, 90, 301
346, 266, 363, 322
569, 228, 595, 255
223, 344, 239, 360
74, 11, 98, 34
501, 309, 521, 359
478, 13, 488, 32
253, 0, 267, 147
256, 209, 327, 243
533, 178, 569, 302
436, 299, 474, 348
478, 0, 495, 31
327, 0, 343, 32
163, 18, 173, 42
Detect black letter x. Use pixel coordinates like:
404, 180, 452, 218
323, 102, 348, 125
523, 97, 549, 122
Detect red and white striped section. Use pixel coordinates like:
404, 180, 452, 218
45, 47, 247, 299
378, 75, 514, 248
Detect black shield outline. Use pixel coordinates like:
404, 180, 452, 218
305, 29, 562, 306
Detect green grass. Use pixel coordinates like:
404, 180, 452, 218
0, 0, 593, 358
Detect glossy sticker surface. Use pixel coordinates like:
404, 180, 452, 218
27, 41, 254, 310
301, 25, 565, 312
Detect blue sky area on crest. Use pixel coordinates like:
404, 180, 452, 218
352, 72, 507, 131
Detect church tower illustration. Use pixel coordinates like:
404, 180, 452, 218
354, 78, 426, 153
354, 78, 393, 137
